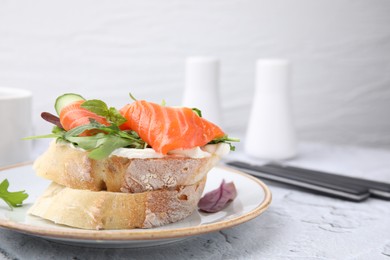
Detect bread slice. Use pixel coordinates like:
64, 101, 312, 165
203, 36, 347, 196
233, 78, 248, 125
33, 141, 225, 193
28, 177, 206, 230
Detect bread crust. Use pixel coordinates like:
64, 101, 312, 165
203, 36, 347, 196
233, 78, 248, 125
28, 177, 206, 230
33, 141, 220, 193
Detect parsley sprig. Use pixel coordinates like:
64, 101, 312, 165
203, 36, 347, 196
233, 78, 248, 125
0, 179, 28, 210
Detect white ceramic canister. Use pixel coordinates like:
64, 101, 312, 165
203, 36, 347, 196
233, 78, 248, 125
245, 59, 297, 160
182, 57, 223, 126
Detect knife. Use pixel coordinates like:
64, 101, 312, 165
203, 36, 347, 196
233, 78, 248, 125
226, 161, 371, 201
263, 163, 390, 200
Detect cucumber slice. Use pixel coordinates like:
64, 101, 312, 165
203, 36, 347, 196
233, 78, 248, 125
55, 93, 85, 115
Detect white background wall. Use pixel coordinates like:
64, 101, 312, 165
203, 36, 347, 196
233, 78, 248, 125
1, 0, 390, 148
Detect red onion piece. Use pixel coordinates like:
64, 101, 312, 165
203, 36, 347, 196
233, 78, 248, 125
198, 180, 237, 213
41, 112, 63, 128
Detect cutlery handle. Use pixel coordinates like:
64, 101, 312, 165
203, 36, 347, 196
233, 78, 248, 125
226, 161, 370, 202
264, 163, 390, 200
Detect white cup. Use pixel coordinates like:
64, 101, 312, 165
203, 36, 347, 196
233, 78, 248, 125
0, 87, 32, 167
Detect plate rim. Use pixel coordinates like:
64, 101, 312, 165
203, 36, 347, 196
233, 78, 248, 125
0, 163, 272, 241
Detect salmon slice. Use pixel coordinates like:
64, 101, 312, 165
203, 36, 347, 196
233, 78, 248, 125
120, 100, 225, 154
60, 100, 109, 135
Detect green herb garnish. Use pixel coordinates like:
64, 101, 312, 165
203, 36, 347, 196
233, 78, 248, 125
25, 95, 239, 159
191, 108, 239, 150
208, 135, 240, 151
81, 99, 127, 126
192, 108, 202, 117
49, 120, 146, 160
0, 179, 28, 210
129, 93, 137, 101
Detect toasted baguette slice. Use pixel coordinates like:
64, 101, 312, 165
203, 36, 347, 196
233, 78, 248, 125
28, 177, 206, 230
33, 141, 227, 193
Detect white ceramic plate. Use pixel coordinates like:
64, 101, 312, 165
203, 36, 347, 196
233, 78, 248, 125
0, 164, 271, 248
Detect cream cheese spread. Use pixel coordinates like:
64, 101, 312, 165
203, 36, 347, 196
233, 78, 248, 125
60, 139, 230, 159
110, 143, 230, 159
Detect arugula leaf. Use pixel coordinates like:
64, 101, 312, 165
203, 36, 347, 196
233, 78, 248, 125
108, 107, 127, 126
192, 108, 202, 117
81, 100, 127, 126
23, 133, 61, 140
0, 179, 28, 210
23, 125, 65, 140
64, 123, 99, 137
116, 130, 147, 148
66, 133, 108, 150
52, 125, 65, 134
81, 99, 109, 117
25, 117, 147, 159
88, 134, 134, 160
129, 93, 137, 101
208, 135, 240, 151
62, 121, 146, 158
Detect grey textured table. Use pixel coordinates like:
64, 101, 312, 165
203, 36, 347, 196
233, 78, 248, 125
1, 142, 390, 260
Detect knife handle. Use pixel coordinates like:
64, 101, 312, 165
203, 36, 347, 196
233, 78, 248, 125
264, 163, 390, 200
227, 161, 370, 202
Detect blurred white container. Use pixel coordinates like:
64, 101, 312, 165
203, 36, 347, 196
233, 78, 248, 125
0, 87, 32, 166
245, 59, 297, 160
182, 57, 222, 126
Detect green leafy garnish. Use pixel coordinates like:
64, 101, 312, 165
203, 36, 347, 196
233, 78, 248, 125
192, 108, 202, 117
0, 179, 28, 210
189, 108, 238, 150
208, 135, 240, 151
129, 93, 137, 101
81, 99, 127, 126
25, 94, 239, 159
47, 120, 147, 159
88, 134, 135, 160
